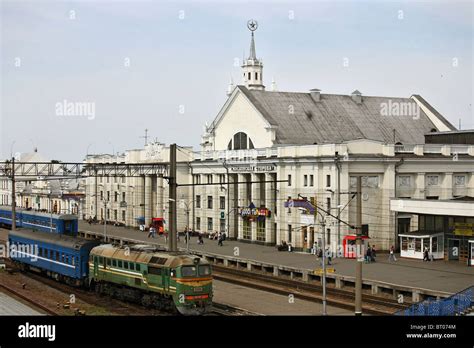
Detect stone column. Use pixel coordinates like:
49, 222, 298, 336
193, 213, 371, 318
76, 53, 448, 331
237, 174, 248, 240
251, 173, 261, 241
265, 173, 276, 245
156, 175, 164, 218
144, 175, 153, 226
415, 173, 425, 199
228, 174, 237, 239
468, 173, 474, 198
441, 172, 453, 200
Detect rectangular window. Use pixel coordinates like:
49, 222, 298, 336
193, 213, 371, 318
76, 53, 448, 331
129, 263, 135, 271
107, 191, 110, 201
288, 175, 292, 187
288, 224, 292, 243
118, 260, 122, 268
122, 210, 126, 222
327, 228, 331, 245
326, 198, 331, 212
257, 219, 265, 242
219, 196, 225, 210
196, 195, 201, 209
220, 218, 226, 233
124, 261, 129, 269
112, 259, 117, 267
196, 217, 201, 230
207, 174, 213, 184
148, 267, 162, 275
310, 175, 314, 187
114, 210, 117, 221
243, 219, 251, 240
135, 264, 140, 272
304, 175, 308, 187
114, 192, 118, 201
326, 175, 331, 188
122, 192, 126, 201
207, 196, 213, 209
107, 259, 111, 266
207, 217, 213, 231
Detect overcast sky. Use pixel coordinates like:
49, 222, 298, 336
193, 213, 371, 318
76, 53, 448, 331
1, 0, 473, 161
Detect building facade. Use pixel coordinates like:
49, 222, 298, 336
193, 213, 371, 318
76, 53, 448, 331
84, 142, 193, 231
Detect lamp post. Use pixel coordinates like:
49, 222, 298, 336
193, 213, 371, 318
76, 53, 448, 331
47, 188, 53, 233
103, 199, 109, 242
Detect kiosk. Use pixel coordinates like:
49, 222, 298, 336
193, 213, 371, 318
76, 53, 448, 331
398, 231, 444, 260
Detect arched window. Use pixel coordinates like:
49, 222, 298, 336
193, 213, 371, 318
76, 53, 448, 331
231, 132, 254, 150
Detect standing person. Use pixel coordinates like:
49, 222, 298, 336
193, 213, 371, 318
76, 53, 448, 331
371, 245, 377, 262
218, 233, 223, 247
366, 246, 372, 264
164, 231, 168, 244
326, 247, 332, 265
423, 247, 429, 262
388, 245, 397, 262
198, 234, 204, 245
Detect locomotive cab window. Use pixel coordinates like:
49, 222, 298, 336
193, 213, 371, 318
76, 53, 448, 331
106, 259, 111, 266
199, 265, 211, 276
124, 261, 129, 269
181, 266, 197, 277
112, 259, 117, 267
118, 260, 123, 268
135, 264, 140, 271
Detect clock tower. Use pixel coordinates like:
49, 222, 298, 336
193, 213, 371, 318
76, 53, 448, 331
242, 20, 265, 91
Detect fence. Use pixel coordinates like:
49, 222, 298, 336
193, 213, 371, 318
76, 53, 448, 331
396, 286, 473, 316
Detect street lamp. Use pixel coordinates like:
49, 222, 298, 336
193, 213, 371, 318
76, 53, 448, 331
103, 199, 109, 242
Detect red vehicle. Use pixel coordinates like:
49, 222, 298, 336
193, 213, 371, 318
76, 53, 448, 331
343, 234, 370, 258
150, 218, 165, 234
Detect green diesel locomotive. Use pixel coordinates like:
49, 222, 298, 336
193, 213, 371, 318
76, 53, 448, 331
88, 244, 213, 315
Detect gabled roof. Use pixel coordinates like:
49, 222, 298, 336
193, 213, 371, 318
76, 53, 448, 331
237, 86, 456, 145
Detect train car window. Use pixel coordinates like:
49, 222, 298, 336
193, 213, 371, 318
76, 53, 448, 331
112, 259, 117, 267
198, 265, 211, 276
129, 263, 134, 271
38, 247, 43, 257
72, 257, 75, 266
106, 259, 111, 266
118, 260, 123, 268
135, 264, 140, 272
123, 261, 129, 269
148, 267, 161, 275
55, 252, 59, 261
99, 257, 103, 264
181, 266, 197, 277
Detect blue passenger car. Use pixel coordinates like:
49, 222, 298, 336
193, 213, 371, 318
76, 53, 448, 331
0, 205, 78, 235
8, 229, 99, 286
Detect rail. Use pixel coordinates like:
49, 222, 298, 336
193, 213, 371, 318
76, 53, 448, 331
78, 230, 453, 306
395, 285, 473, 316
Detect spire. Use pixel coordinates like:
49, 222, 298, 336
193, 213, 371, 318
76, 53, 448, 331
226, 76, 235, 97
249, 32, 256, 60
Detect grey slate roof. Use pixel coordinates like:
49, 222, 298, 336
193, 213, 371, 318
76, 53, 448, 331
237, 86, 456, 145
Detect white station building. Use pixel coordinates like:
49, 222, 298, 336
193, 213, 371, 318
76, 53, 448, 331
82, 24, 474, 257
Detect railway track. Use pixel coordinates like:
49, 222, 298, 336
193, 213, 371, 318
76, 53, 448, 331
212, 265, 409, 315
210, 302, 264, 316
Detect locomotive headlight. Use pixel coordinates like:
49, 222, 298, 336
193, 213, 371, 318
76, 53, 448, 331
193, 257, 200, 265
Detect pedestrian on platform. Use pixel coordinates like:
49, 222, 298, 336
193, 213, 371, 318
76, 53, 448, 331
423, 247, 429, 262
218, 233, 224, 247
371, 245, 377, 262
164, 232, 168, 244
388, 245, 397, 262
198, 234, 204, 245
365, 246, 372, 264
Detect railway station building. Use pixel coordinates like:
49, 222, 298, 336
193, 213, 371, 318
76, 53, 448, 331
81, 26, 474, 253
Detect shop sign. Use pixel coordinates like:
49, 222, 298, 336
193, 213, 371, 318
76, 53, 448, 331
454, 222, 474, 236
239, 206, 271, 219
230, 165, 276, 173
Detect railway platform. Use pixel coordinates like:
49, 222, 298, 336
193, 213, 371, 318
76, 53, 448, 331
0, 290, 43, 316
81, 222, 474, 293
